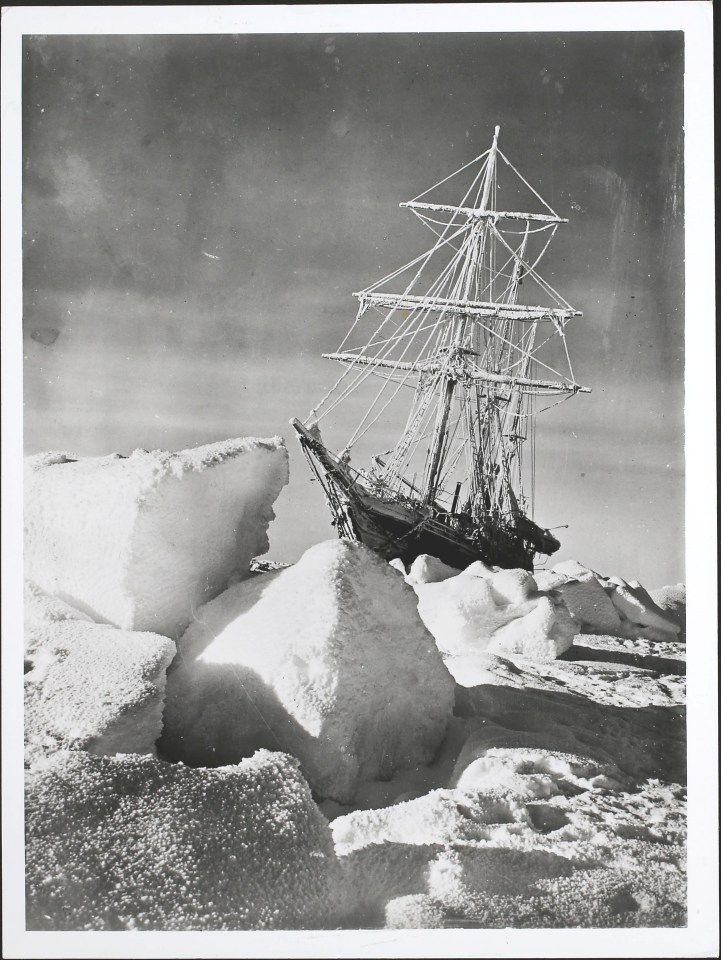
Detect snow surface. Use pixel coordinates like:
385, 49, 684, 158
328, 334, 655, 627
413, 564, 576, 664
329, 644, 686, 929
24, 437, 289, 638
25, 616, 175, 764
161, 540, 454, 802
25, 749, 340, 930
330, 772, 685, 928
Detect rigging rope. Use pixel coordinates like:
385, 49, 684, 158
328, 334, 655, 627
411, 150, 491, 202
498, 149, 561, 218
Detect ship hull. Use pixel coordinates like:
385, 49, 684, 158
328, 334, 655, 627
340, 484, 534, 571
291, 418, 539, 572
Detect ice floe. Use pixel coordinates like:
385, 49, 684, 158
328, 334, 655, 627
24, 437, 289, 638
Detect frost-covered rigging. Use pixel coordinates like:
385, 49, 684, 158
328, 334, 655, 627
292, 126, 590, 571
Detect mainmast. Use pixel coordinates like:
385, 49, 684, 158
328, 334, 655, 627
479, 125, 500, 214
421, 129, 499, 504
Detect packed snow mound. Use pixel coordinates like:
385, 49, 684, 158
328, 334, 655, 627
24, 580, 94, 628
24, 618, 175, 764
548, 561, 681, 641
414, 563, 575, 664
25, 749, 340, 930
161, 540, 454, 802
332, 786, 532, 855
405, 554, 461, 585
24, 437, 289, 638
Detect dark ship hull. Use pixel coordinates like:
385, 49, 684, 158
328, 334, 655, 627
292, 419, 559, 572
338, 483, 534, 570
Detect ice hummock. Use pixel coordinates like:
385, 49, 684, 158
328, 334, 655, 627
25, 615, 175, 764
409, 559, 576, 666
24, 437, 289, 639
161, 539, 455, 802
25, 749, 340, 930
548, 561, 681, 641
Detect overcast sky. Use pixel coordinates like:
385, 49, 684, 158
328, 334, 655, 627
22, 31, 684, 586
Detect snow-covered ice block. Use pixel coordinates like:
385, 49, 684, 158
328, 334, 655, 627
336, 842, 443, 927
532, 569, 568, 592
608, 582, 680, 638
24, 437, 289, 638
488, 568, 538, 605
415, 566, 574, 661
25, 619, 175, 763
405, 554, 461, 586
25, 749, 340, 930
552, 559, 599, 582
416, 575, 521, 655
649, 583, 686, 636
555, 576, 624, 635
162, 540, 454, 802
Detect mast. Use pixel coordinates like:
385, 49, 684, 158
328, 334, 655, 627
422, 128, 498, 506
479, 125, 500, 213
423, 367, 456, 504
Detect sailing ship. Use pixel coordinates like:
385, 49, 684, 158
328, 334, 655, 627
291, 126, 590, 572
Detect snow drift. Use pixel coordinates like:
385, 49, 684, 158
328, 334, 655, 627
25, 749, 340, 930
161, 539, 455, 802
24, 437, 289, 638
25, 609, 175, 764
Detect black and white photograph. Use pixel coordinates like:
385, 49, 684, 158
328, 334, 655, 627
1, 3, 717, 957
